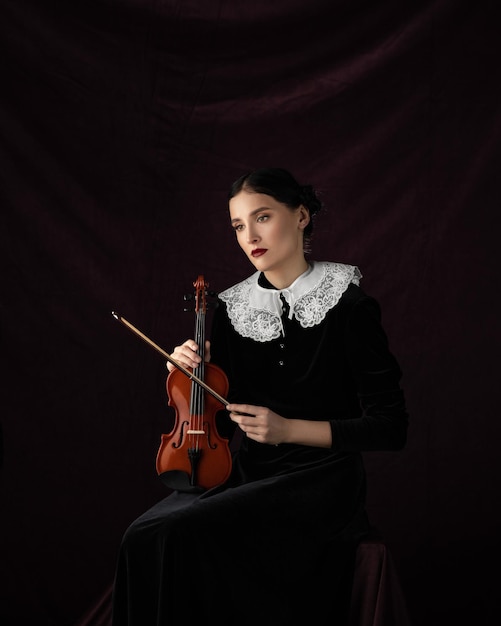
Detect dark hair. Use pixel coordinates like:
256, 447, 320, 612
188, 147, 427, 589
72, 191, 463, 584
229, 167, 323, 251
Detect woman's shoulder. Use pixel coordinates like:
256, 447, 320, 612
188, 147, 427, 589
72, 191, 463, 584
338, 281, 374, 308
312, 261, 380, 313
313, 261, 362, 291
218, 272, 258, 302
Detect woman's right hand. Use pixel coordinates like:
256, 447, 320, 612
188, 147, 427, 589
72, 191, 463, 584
167, 339, 211, 372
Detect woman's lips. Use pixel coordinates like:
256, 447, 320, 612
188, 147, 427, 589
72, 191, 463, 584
251, 248, 267, 258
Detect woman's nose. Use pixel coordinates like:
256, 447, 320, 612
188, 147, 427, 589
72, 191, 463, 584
246, 227, 259, 243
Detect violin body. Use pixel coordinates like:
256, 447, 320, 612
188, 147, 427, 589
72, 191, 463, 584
155, 275, 232, 492
156, 364, 231, 491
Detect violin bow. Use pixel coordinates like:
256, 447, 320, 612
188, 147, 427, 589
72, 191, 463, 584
111, 312, 229, 407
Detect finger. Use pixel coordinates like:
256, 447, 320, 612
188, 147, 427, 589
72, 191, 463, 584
168, 341, 201, 370
231, 414, 257, 428
227, 403, 259, 416
181, 340, 200, 354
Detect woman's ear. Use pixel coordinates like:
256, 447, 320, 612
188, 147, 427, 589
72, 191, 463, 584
298, 205, 311, 230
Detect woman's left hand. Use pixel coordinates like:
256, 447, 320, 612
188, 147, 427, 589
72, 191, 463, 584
226, 403, 287, 446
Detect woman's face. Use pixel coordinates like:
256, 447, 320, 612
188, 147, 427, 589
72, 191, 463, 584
229, 190, 309, 277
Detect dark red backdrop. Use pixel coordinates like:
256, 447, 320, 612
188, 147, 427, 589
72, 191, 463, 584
1, 1, 500, 625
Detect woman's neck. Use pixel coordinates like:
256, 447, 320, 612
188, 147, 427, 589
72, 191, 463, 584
263, 259, 310, 290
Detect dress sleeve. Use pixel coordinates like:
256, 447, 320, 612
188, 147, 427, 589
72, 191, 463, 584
330, 294, 409, 452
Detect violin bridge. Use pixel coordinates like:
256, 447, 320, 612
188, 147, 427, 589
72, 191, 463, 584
186, 429, 205, 434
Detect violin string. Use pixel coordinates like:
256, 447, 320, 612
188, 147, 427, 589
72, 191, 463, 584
191, 305, 205, 450
196, 309, 203, 448
190, 311, 199, 448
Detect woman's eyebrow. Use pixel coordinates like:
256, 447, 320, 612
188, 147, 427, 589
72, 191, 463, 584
231, 207, 272, 225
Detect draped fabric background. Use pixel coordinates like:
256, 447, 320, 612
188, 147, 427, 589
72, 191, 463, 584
1, 1, 500, 625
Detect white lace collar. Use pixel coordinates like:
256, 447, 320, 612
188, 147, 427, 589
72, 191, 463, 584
218, 261, 361, 342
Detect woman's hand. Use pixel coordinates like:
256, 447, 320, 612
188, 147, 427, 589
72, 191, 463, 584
227, 403, 333, 448
167, 339, 211, 372
226, 403, 288, 446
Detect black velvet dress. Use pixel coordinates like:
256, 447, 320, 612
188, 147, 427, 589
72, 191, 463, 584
111, 262, 408, 626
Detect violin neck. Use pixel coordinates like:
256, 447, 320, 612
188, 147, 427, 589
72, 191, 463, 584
190, 309, 206, 414
194, 309, 206, 365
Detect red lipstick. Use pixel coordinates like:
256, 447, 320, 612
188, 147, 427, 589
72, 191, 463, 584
251, 248, 267, 257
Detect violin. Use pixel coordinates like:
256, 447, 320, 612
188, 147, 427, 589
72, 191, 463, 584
112, 275, 232, 492
156, 276, 232, 491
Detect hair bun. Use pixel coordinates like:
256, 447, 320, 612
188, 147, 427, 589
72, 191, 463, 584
299, 184, 322, 216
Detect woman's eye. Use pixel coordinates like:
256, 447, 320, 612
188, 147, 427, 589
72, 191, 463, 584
257, 214, 269, 222
233, 224, 243, 232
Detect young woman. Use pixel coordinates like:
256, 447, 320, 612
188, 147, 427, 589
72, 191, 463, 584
111, 167, 408, 626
